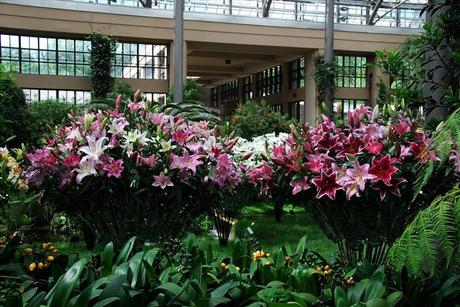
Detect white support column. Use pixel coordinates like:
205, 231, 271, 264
304, 51, 318, 126
173, 0, 184, 103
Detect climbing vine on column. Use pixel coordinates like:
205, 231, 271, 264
314, 55, 336, 114
89, 32, 116, 99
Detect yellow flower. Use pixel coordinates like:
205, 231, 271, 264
28, 263, 36, 272
47, 256, 54, 262
24, 248, 33, 255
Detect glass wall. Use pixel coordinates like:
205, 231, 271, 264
144, 92, 167, 104
1, 34, 168, 80
255, 65, 283, 97
23, 88, 92, 104
290, 57, 305, 89
242, 75, 253, 102
333, 99, 367, 119
221, 80, 239, 102
335, 55, 367, 88
0, 34, 91, 76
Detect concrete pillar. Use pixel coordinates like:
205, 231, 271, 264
282, 61, 290, 114
173, 0, 184, 103
237, 78, 244, 105
304, 51, 319, 126
169, 41, 187, 86
368, 55, 381, 108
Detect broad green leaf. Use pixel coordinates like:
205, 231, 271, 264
385, 291, 403, 307
365, 298, 389, 307
101, 242, 114, 277
93, 297, 120, 307
155, 282, 189, 303
115, 236, 136, 266
46, 258, 87, 307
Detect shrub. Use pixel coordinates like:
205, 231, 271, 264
230, 100, 292, 139
27, 99, 73, 147
167, 78, 202, 103
107, 79, 134, 101
0, 65, 29, 148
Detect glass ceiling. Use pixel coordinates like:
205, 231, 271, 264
61, 0, 427, 28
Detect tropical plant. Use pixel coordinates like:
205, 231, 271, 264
418, 0, 460, 115
89, 32, 116, 99
24, 94, 243, 246
230, 100, 292, 140
157, 100, 221, 126
167, 77, 202, 103
315, 55, 336, 111
388, 185, 460, 278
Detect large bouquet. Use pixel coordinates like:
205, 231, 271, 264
25, 95, 243, 246
248, 106, 456, 262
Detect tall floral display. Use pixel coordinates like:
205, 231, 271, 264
249, 106, 456, 263
25, 95, 243, 247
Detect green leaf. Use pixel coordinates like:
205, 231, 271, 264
93, 297, 121, 307
99, 274, 127, 301
46, 258, 88, 307
334, 286, 348, 307
211, 281, 238, 298
115, 236, 136, 266
385, 291, 403, 307
365, 298, 389, 307
101, 242, 114, 277
155, 282, 189, 303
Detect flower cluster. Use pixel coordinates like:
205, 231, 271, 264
0, 147, 28, 190
249, 106, 442, 201
232, 132, 289, 167
25, 94, 244, 194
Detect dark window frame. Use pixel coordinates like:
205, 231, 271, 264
289, 57, 305, 89
335, 55, 367, 88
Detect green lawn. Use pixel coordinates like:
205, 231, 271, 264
196, 203, 337, 260
53, 203, 337, 260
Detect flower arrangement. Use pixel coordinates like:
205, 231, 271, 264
248, 106, 456, 263
232, 132, 289, 167
25, 94, 244, 246
249, 106, 447, 201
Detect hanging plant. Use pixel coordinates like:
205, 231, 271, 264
89, 32, 116, 99
314, 55, 336, 109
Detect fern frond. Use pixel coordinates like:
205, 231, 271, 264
412, 108, 460, 199
389, 185, 460, 278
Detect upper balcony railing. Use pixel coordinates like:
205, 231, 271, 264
58, 0, 426, 28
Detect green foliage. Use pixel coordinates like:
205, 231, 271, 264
167, 78, 202, 103
107, 79, 134, 101
230, 100, 292, 139
334, 267, 403, 307
0, 64, 29, 148
89, 32, 116, 98
418, 0, 460, 113
27, 99, 74, 147
315, 55, 336, 107
389, 186, 460, 278
157, 100, 221, 126
413, 108, 460, 198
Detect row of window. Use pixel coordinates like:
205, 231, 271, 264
23, 89, 92, 105
212, 55, 368, 106
1, 34, 168, 79
255, 65, 283, 97
23, 89, 167, 105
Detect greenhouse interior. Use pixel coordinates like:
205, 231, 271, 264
0, 0, 459, 306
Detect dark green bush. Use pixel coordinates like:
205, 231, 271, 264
107, 79, 134, 101
230, 100, 293, 139
27, 99, 74, 147
89, 32, 116, 99
0, 65, 29, 147
167, 78, 202, 103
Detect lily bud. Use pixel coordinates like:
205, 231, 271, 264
134, 89, 141, 101
83, 113, 95, 131
164, 107, 173, 115
115, 95, 122, 109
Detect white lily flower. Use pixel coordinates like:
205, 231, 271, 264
79, 135, 110, 160
75, 156, 98, 184
66, 128, 84, 143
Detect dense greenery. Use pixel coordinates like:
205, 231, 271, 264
314, 55, 336, 111
89, 32, 116, 98
167, 78, 202, 103
0, 65, 29, 148
230, 100, 292, 139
